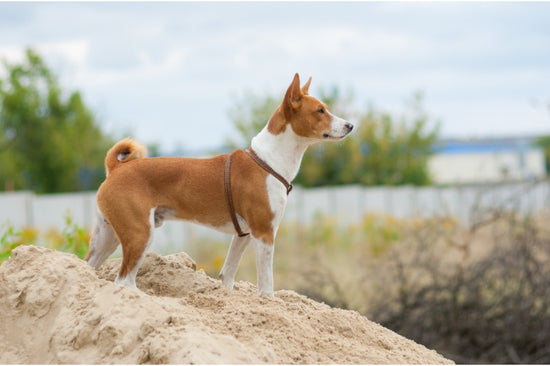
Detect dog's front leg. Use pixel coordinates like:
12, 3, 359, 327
220, 235, 252, 290
253, 239, 275, 298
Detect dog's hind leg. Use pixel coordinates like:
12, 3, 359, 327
114, 208, 156, 289
219, 235, 252, 290
85, 210, 120, 269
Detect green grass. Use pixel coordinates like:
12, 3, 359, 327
0, 210, 89, 264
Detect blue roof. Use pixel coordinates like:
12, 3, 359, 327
430, 137, 539, 155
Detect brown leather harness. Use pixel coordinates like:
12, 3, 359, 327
224, 148, 293, 237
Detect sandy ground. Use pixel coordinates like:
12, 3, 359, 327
0, 245, 453, 364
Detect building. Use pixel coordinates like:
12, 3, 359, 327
428, 136, 546, 184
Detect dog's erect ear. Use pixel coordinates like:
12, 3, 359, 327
301, 77, 312, 95
283, 73, 303, 117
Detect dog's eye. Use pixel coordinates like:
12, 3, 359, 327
318, 108, 325, 114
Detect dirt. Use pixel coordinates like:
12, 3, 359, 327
0, 245, 453, 364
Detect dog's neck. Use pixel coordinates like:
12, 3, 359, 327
250, 124, 313, 184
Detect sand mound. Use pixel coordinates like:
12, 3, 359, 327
0, 245, 453, 364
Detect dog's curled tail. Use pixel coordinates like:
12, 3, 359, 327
104, 137, 148, 176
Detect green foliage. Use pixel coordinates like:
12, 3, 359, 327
0, 212, 89, 263
0, 225, 23, 262
226, 91, 280, 149
534, 135, 550, 173
228, 87, 439, 187
54, 212, 89, 259
0, 48, 113, 193
353, 94, 440, 186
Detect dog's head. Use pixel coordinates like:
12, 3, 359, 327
269, 73, 354, 141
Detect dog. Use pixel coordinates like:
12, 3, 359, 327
85, 73, 354, 297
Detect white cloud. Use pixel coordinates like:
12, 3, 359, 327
75, 46, 188, 87
37, 40, 90, 66
0, 45, 26, 64
0, 45, 25, 79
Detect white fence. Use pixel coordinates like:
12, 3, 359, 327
1, 181, 549, 254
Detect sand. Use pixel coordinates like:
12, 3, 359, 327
0, 245, 453, 364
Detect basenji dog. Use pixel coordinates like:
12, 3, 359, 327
85, 73, 354, 297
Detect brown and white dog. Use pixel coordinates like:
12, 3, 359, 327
85, 73, 353, 297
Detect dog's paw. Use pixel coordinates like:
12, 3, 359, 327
257, 290, 275, 299
219, 273, 234, 290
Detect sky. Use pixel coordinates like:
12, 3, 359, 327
0, 1, 549, 154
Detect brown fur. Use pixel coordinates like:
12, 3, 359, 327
94, 147, 272, 278
104, 138, 147, 175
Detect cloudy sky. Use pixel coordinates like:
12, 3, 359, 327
1, 1, 549, 153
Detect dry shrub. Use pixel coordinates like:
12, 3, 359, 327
370, 209, 550, 364
270, 204, 550, 363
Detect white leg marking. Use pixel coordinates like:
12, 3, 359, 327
115, 208, 156, 289
254, 239, 275, 298
87, 209, 119, 269
115, 266, 140, 288
219, 235, 252, 289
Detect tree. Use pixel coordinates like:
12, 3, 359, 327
0, 49, 113, 192
228, 87, 439, 187
534, 100, 550, 174
353, 93, 439, 186
534, 135, 550, 173
226, 91, 280, 149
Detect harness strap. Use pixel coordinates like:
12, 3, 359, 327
224, 153, 249, 237
246, 148, 293, 195
224, 149, 293, 238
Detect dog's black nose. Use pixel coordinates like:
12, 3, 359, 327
345, 122, 354, 132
